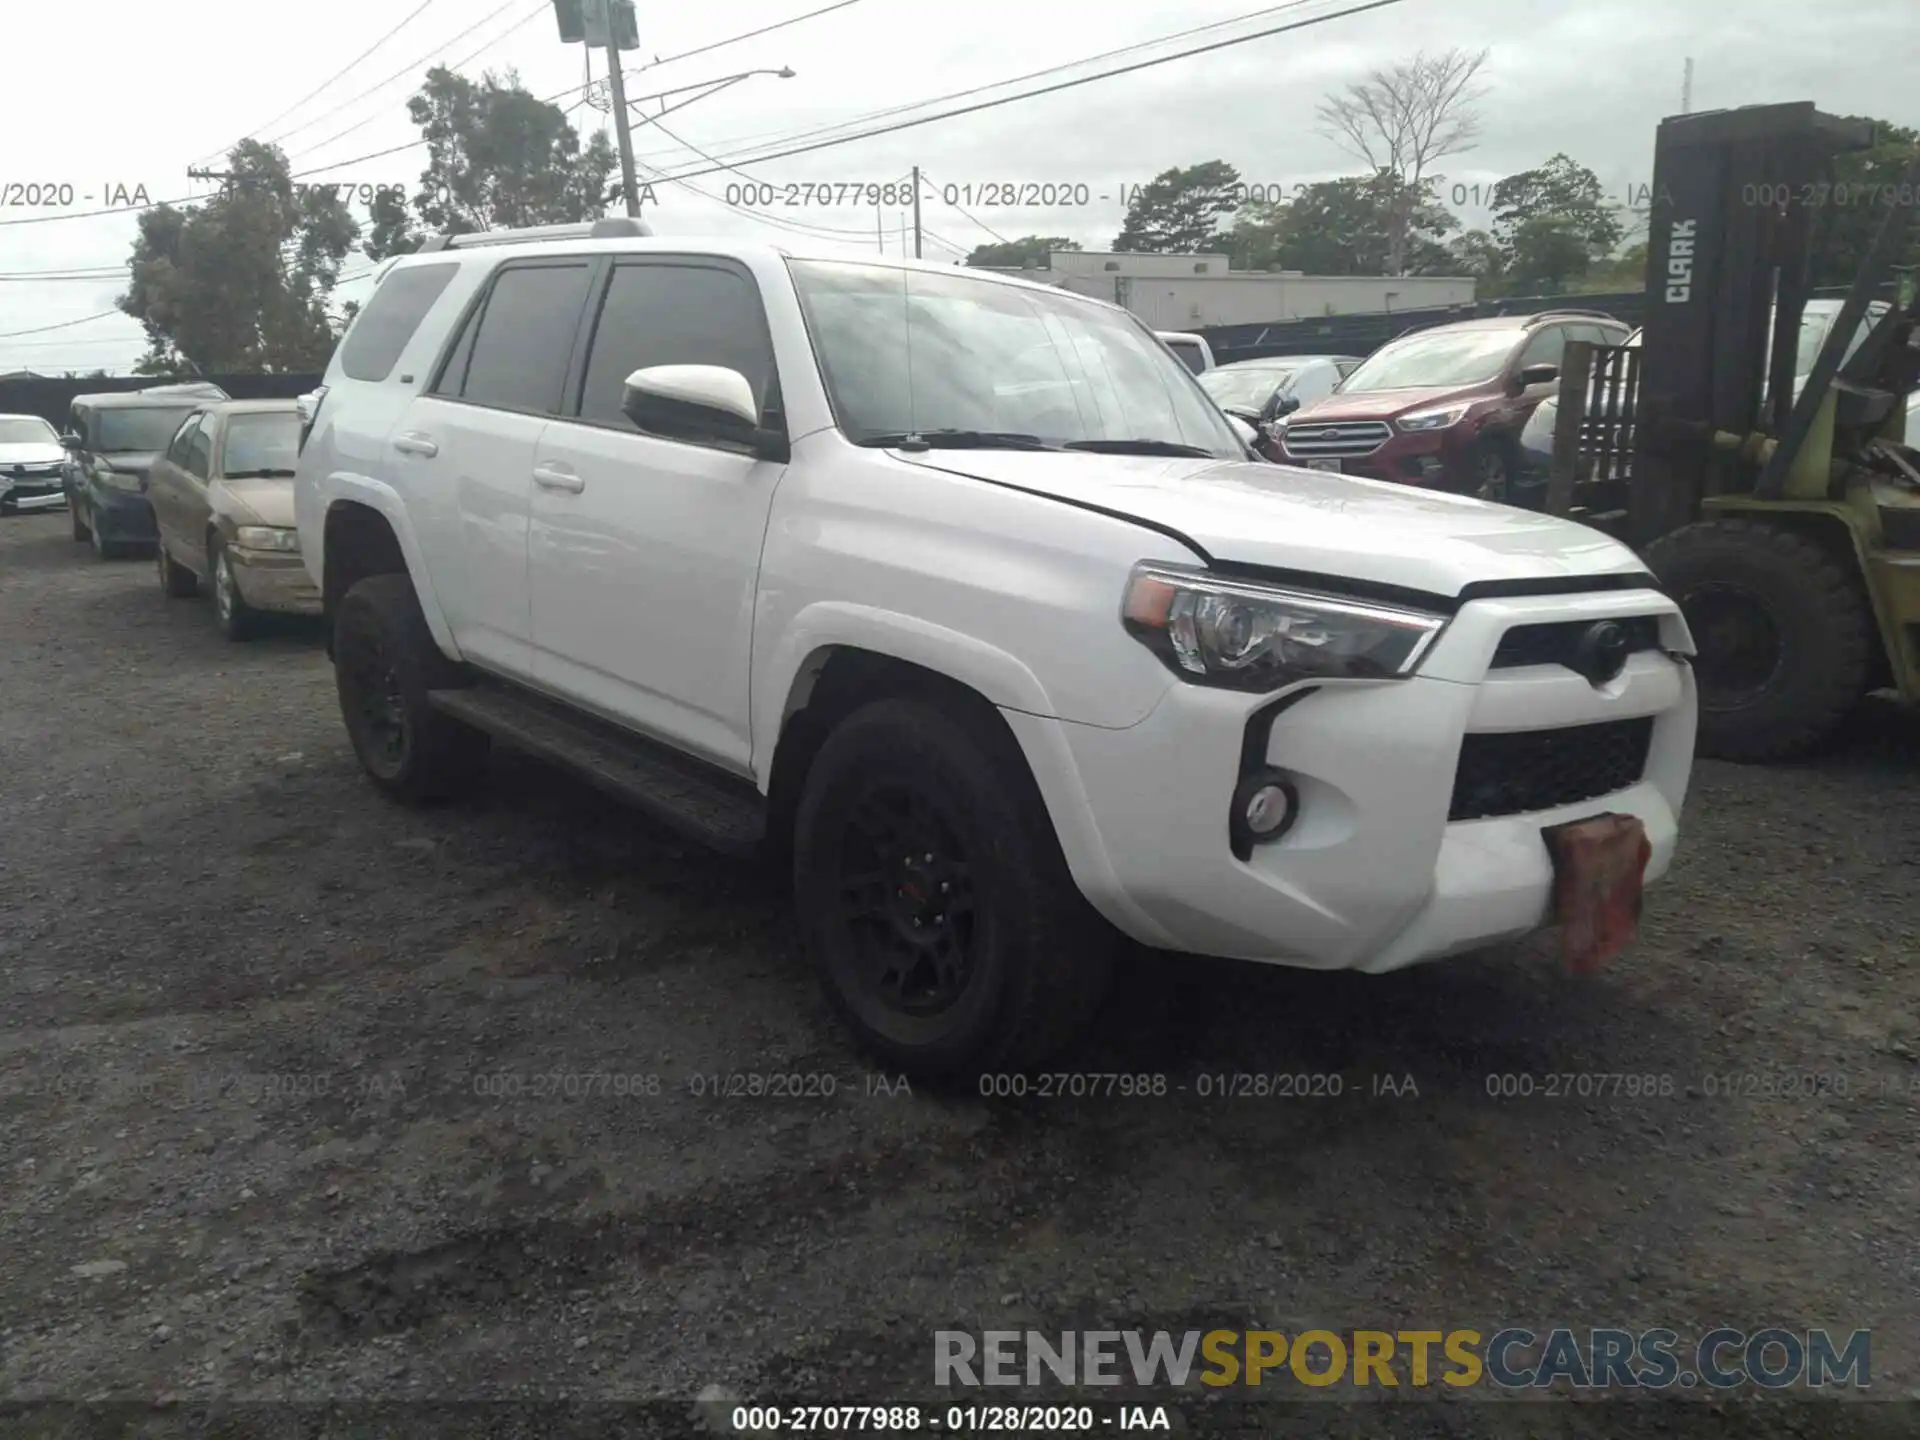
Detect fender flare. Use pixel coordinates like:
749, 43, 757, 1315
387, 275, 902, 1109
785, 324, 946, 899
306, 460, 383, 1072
317, 472, 463, 660
754, 602, 1056, 781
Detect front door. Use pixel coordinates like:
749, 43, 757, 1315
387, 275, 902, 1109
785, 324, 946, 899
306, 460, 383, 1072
528, 257, 787, 772
146, 411, 204, 563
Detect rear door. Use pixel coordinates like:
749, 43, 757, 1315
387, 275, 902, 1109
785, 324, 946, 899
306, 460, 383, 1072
527, 256, 787, 770
387, 257, 596, 679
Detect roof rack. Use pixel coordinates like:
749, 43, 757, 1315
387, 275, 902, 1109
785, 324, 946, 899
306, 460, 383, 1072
1524, 307, 1621, 324
416, 216, 652, 253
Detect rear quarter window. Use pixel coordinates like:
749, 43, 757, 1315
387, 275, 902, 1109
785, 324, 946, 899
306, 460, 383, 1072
339, 262, 459, 382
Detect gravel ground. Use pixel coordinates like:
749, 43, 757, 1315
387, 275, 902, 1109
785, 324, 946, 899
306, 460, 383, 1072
1, 509, 1916, 1437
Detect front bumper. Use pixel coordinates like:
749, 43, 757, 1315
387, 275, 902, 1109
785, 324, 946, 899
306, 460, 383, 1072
231, 547, 322, 614
84, 481, 157, 542
1004, 588, 1696, 971
1280, 425, 1475, 489
0, 474, 68, 511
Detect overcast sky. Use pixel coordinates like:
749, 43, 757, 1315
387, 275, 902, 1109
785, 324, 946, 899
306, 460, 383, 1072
3, 0, 1915, 372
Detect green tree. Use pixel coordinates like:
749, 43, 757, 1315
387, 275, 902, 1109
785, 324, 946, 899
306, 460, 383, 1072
1222, 173, 1458, 275
1488, 154, 1622, 291
1809, 117, 1920, 286
1112, 161, 1242, 253
120, 139, 358, 374
1316, 48, 1489, 274
365, 66, 622, 259
965, 236, 1080, 268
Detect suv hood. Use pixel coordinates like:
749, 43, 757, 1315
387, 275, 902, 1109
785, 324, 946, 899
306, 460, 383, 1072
1290, 386, 1470, 421
99, 450, 161, 475
901, 451, 1644, 599
0, 441, 64, 467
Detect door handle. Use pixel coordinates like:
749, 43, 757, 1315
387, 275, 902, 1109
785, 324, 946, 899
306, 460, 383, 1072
532, 465, 585, 493
392, 433, 438, 457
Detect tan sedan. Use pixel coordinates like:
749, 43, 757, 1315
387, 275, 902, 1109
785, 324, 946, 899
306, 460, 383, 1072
146, 400, 320, 639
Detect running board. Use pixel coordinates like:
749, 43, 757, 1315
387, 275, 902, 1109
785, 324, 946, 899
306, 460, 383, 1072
427, 683, 766, 855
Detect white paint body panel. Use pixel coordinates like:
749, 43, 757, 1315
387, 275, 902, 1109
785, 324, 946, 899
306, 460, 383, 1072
296, 235, 1698, 973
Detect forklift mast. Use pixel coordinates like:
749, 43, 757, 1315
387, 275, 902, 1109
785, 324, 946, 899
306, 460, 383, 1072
1630, 103, 1879, 542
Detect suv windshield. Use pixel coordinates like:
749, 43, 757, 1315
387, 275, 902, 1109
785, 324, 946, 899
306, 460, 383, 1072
0, 417, 58, 444
1339, 329, 1523, 392
788, 259, 1242, 457
1200, 366, 1297, 409
221, 413, 301, 476
93, 405, 196, 453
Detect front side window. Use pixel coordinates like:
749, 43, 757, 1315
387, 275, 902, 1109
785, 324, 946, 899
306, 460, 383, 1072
455, 262, 595, 415
0, 416, 58, 444
1199, 366, 1296, 410
340, 262, 458, 382
164, 413, 203, 465
1340, 329, 1527, 392
1516, 326, 1568, 372
221, 413, 301, 476
576, 262, 775, 428
185, 419, 214, 479
94, 405, 197, 453
788, 260, 1242, 457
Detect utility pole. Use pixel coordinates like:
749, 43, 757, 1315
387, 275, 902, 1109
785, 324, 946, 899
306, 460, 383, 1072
1681, 57, 1693, 114
911, 164, 923, 259
557, 0, 641, 215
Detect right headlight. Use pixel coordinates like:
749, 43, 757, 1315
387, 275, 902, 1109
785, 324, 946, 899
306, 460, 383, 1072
1121, 563, 1447, 692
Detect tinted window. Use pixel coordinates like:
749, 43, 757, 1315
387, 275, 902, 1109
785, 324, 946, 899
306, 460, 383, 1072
460, 263, 594, 415
577, 263, 774, 427
164, 413, 202, 465
1166, 340, 1205, 374
95, 405, 197, 452
221, 413, 300, 475
1517, 326, 1567, 371
340, 262, 458, 382
1566, 324, 1612, 347
185, 419, 214, 479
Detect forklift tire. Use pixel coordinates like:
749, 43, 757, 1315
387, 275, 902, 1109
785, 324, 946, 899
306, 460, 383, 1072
1645, 518, 1873, 762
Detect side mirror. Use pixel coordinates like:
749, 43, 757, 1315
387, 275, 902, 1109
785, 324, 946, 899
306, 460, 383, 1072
1269, 393, 1301, 420
60, 433, 82, 450
621, 365, 788, 461
1518, 363, 1560, 388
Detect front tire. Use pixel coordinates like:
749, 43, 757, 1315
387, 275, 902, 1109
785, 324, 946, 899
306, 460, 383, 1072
1470, 436, 1513, 503
332, 573, 490, 802
208, 537, 263, 640
792, 695, 1113, 1081
1646, 518, 1874, 761
71, 501, 90, 542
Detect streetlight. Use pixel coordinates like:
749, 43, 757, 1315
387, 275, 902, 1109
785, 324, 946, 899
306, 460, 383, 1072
627, 67, 796, 125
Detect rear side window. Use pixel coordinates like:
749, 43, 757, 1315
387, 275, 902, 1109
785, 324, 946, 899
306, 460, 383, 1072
575, 261, 775, 427
339, 262, 458, 382
452, 262, 595, 415
1167, 340, 1205, 374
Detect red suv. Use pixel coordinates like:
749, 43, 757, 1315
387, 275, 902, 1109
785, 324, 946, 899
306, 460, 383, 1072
1272, 310, 1630, 502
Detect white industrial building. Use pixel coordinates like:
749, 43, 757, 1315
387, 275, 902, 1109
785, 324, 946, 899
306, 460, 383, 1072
976, 251, 1475, 328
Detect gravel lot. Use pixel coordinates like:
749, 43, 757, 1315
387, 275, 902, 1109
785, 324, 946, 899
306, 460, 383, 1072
2, 509, 1916, 1436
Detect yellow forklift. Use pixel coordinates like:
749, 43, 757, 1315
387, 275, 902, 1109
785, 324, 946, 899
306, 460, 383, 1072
1547, 102, 1920, 760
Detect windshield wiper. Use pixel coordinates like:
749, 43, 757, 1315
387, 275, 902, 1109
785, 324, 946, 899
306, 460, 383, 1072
1063, 438, 1215, 458
223, 468, 297, 479
854, 429, 1064, 452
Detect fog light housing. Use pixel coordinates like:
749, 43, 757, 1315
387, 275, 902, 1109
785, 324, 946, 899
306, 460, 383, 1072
1230, 768, 1299, 854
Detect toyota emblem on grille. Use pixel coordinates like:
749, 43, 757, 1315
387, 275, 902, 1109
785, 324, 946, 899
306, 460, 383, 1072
1571, 620, 1631, 686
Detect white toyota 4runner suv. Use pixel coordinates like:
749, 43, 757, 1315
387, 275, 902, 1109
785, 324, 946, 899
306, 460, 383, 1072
295, 218, 1697, 1079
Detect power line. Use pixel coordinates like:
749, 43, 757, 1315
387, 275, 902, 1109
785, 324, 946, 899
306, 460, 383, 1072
917, 170, 1010, 245
0, 310, 126, 340
196, 0, 446, 163
277, 0, 548, 158
657, 0, 1397, 184
646, 0, 864, 68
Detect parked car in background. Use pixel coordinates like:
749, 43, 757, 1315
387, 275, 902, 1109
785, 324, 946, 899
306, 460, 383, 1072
1199, 356, 1360, 459
1155, 331, 1214, 374
0, 413, 69, 514
147, 399, 317, 639
62, 385, 229, 558
1276, 311, 1631, 502
296, 224, 1695, 1077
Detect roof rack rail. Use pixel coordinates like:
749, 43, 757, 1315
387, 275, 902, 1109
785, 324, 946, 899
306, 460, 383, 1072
416, 216, 652, 253
1524, 307, 1620, 323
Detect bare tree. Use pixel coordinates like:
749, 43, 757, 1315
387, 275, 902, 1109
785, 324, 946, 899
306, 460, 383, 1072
1316, 48, 1491, 275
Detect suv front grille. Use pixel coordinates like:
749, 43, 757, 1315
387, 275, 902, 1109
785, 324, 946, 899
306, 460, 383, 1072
1490, 615, 1663, 671
1448, 717, 1653, 821
1282, 420, 1392, 458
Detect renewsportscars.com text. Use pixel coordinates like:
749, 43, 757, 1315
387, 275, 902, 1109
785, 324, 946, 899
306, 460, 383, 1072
934, 1327, 1871, 1390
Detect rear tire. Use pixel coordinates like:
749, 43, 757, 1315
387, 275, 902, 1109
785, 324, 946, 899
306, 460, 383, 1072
156, 540, 198, 598
792, 695, 1113, 1082
1646, 518, 1874, 761
332, 573, 490, 803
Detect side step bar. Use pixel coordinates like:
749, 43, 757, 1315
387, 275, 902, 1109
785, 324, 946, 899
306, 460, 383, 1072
427, 683, 766, 856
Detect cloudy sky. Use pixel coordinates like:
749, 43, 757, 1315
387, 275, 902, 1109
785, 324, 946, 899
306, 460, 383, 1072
3, 0, 1915, 373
